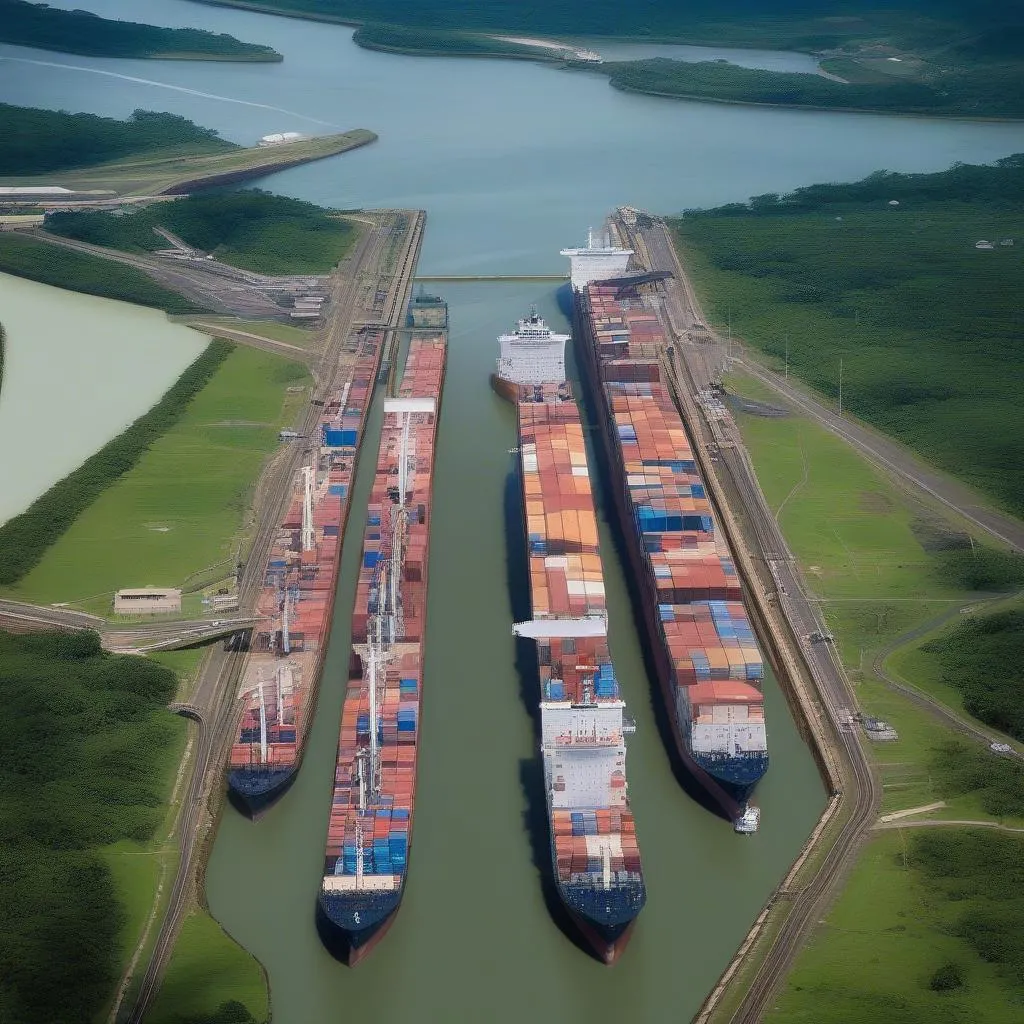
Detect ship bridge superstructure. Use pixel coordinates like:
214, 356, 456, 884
560, 226, 634, 292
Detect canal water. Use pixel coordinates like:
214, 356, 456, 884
206, 285, 825, 1023
0, 272, 206, 524
2, 2, 1022, 1018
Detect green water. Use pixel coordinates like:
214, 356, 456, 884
206, 285, 825, 1022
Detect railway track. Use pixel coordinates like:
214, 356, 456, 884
616, 215, 881, 1022
122, 210, 423, 1023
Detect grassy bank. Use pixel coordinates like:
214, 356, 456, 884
146, 910, 268, 1024
0, 0, 281, 62
726, 370, 1023, 816
4, 345, 311, 615
765, 829, 1024, 1023
48, 190, 359, 276
673, 156, 1024, 518
0, 232, 208, 313
0, 340, 232, 588
0, 105, 233, 177
0, 630, 184, 1024
724, 369, 1024, 1017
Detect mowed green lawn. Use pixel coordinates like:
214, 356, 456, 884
7, 345, 310, 614
727, 371, 965, 607
765, 831, 1020, 1024
146, 909, 268, 1024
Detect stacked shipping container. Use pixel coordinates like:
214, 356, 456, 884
227, 329, 386, 815
515, 388, 646, 963
318, 335, 446, 965
574, 282, 768, 828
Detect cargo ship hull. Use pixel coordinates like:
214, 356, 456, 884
318, 333, 446, 964
558, 878, 644, 964
489, 371, 520, 403
226, 765, 297, 817
512, 378, 646, 963
227, 329, 386, 816
318, 888, 403, 966
571, 291, 766, 824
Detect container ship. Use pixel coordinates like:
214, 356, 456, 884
565, 238, 767, 832
503, 319, 645, 962
227, 328, 385, 816
318, 334, 446, 965
490, 305, 570, 401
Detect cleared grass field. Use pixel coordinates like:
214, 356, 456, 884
765, 830, 1021, 1024
6, 346, 310, 615
0, 130, 377, 198
146, 908, 268, 1024
729, 370, 1024, 1017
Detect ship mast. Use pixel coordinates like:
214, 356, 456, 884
301, 464, 315, 552
258, 679, 268, 765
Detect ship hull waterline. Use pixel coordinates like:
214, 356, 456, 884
571, 297, 755, 825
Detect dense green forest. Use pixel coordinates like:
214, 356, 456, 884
911, 829, 1024, 992
673, 156, 1024, 516
603, 57, 1024, 117
47, 190, 358, 275
0, 0, 281, 61
922, 611, 1024, 741
0, 341, 232, 586
0, 233, 208, 314
0, 630, 180, 1023
0, 105, 233, 176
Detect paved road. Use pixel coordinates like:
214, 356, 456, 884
869, 597, 1023, 760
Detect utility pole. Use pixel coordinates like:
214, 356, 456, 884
784, 335, 789, 379
838, 357, 844, 417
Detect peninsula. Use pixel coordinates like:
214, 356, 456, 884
0, 0, 282, 61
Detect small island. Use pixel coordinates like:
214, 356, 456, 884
0, 0, 283, 62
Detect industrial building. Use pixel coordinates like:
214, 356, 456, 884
113, 587, 182, 616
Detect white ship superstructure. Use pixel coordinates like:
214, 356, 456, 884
560, 228, 634, 291
495, 307, 570, 385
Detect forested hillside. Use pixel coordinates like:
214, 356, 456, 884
0, 0, 281, 60
0, 105, 233, 176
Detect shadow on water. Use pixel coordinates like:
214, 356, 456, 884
567, 329, 725, 822
503, 451, 599, 962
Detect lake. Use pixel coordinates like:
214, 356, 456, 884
0, 272, 206, 524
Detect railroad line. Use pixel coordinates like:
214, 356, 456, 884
615, 214, 881, 1023
122, 210, 424, 1023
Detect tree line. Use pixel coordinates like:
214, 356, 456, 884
0, 104, 233, 176
0, 0, 281, 62
0, 630, 181, 1023
0, 340, 232, 586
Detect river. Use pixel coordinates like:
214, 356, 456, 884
2, 2, 1022, 1020
0, 273, 206, 524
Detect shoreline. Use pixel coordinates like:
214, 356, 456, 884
607, 77, 1024, 123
